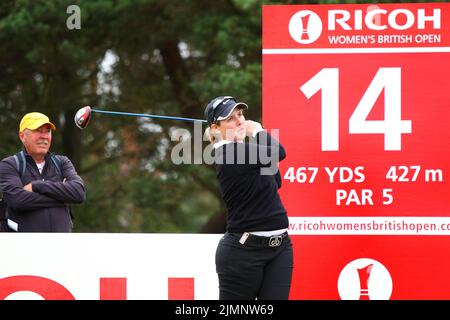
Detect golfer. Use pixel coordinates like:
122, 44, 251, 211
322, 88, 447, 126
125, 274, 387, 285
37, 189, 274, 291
204, 96, 293, 300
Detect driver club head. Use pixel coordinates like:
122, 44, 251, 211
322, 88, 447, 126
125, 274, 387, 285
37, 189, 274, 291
74, 106, 92, 129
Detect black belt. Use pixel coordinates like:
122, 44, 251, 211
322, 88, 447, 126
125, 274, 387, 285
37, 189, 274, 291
232, 231, 289, 247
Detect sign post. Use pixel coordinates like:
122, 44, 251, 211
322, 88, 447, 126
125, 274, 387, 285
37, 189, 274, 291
263, 2, 450, 299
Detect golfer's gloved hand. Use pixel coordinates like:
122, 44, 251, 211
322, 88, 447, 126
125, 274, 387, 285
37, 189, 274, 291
245, 120, 263, 138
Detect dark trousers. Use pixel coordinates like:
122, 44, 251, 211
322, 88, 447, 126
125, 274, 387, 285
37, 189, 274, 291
215, 232, 294, 300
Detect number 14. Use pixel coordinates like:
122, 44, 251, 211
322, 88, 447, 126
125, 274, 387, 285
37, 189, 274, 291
300, 68, 412, 151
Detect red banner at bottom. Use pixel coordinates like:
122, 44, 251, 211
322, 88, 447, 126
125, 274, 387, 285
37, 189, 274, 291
290, 236, 450, 300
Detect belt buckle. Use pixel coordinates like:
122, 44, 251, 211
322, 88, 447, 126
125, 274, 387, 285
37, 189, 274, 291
268, 235, 283, 247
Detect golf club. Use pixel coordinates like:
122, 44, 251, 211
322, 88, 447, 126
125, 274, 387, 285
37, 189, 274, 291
74, 106, 206, 129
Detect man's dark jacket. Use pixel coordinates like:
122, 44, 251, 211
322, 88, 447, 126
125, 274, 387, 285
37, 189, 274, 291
0, 150, 85, 232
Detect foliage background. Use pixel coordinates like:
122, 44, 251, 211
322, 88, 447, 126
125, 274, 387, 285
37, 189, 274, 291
0, 0, 439, 233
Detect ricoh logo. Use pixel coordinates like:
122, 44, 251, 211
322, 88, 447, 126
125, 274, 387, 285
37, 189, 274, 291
289, 10, 322, 44
337, 258, 393, 300
289, 7, 441, 44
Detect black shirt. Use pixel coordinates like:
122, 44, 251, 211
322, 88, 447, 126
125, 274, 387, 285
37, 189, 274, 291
214, 131, 289, 233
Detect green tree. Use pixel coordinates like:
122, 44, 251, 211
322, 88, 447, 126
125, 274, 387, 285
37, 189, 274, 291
0, 0, 443, 233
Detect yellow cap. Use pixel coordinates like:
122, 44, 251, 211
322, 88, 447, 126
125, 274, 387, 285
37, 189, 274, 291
19, 112, 56, 132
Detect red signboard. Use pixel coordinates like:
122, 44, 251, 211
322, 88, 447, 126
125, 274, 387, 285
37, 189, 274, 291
263, 2, 450, 299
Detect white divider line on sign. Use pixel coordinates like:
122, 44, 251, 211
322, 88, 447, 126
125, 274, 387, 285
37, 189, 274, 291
262, 47, 450, 54
288, 216, 450, 235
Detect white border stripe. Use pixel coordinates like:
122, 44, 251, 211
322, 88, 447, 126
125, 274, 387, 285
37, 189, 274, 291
263, 47, 450, 54
288, 217, 450, 235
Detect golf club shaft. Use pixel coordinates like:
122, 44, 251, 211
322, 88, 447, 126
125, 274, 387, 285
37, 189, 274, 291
91, 108, 206, 123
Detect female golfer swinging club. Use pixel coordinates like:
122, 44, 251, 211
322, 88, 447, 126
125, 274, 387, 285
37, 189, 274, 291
204, 96, 293, 300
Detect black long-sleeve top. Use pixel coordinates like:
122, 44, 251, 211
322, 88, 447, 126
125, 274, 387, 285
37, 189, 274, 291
214, 131, 288, 233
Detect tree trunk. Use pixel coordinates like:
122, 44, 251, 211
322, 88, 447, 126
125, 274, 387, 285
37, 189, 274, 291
159, 39, 200, 120
62, 109, 82, 170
